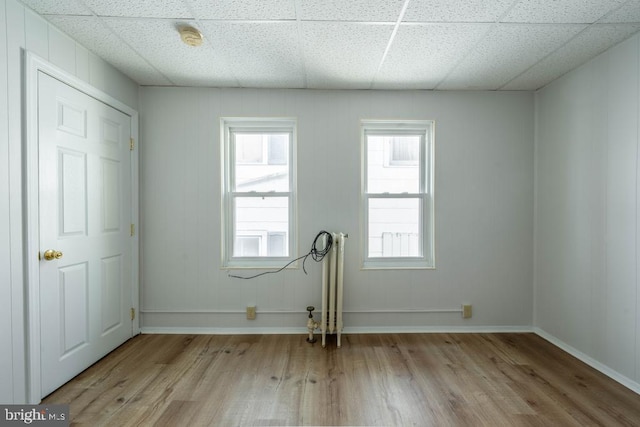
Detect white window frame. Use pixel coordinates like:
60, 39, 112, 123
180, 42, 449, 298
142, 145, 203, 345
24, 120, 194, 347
361, 120, 435, 269
221, 117, 297, 268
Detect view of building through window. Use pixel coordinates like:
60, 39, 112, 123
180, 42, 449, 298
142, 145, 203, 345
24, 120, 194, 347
222, 119, 296, 266
366, 134, 421, 257
362, 121, 434, 267
233, 133, 290, 257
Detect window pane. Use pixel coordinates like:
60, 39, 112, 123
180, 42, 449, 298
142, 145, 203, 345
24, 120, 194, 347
235, 133, 289, 192
268, 134, 287, 165
367, 135, 420, 193
390, 137, 419, 164
235, 133, 263, 163
268, 232, 287, 256
235, 236, 260, 256
368, 198, 421, 257
234, 197, 289, 257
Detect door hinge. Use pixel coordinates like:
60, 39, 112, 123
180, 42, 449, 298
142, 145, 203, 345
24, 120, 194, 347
130, 308, 136, 320
130, 138, 135, 151
130, 224, 135, 236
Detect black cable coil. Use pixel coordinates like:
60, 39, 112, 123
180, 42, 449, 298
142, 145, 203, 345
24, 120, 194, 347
228, 230, 333, 280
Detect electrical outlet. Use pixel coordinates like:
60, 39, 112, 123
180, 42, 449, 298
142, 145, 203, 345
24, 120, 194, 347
246, 306, 256, 320
462, 304, 472, 319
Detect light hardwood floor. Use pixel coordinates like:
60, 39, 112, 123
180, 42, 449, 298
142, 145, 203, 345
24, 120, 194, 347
43, 333, 640, 426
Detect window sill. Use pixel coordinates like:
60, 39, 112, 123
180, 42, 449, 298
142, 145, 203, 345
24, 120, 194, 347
362, 259, 435, 270
222, 259, 299, 270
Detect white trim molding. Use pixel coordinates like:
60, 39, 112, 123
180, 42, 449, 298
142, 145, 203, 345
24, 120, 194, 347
141, 326, 534, 335
535, 328, 640, 395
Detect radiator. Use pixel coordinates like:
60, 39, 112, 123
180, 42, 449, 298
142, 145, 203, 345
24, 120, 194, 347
320, 232, 346, 348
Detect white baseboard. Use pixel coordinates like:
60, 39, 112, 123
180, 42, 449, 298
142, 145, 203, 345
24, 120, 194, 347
140, 325, 534, 335
140, 327, 306, 335
345, 326, 534, 333
534, 327, 640, 395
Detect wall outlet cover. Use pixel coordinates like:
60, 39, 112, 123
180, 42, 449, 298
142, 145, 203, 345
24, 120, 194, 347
246, 306, 256, 320
462, 304, 472, 319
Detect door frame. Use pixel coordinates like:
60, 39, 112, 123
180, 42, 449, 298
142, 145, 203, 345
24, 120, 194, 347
24, 52, 139, 403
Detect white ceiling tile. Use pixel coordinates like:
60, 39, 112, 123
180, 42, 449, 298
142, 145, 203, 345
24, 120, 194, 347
298, 0, 405, 22
20, 0, 91, 15
439, 24, 586, 90
102, 18, 238, 87
599, 0, 640, 23
46, 15, 173, 85
504, 0, 627, 23
503, 23, 640, 89
404, 0, 515, 23
301, 22, 393, 88
82, 0, 193, 18
374, 23, 491, 89
199, 22, 305, 88
26, 0, 640, 90
189, 0, 296, 20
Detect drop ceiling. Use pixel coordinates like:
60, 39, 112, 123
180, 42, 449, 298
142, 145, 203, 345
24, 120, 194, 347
20, 0, 640, 90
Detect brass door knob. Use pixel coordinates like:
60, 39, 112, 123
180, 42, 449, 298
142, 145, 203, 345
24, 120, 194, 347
43, 249, 63, 261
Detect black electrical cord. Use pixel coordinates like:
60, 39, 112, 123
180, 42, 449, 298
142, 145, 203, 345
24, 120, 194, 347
228, 231, 334, 280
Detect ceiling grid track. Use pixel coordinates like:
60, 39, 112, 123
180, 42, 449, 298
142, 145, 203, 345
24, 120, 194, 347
498, 0, 638, 90
369, 0, 412, 89
293, 0, 309, 89
433, 0, 522, 90
181, 0, 242, 88
73, 0, 176, 86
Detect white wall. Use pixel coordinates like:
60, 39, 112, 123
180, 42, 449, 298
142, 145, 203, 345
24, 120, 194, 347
6, 0, 640, 404
0, 0, 139, 404
535, 33, 640, 388
140, 88, 534, 331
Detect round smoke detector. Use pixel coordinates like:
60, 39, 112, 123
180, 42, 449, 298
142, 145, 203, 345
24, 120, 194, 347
179, 26, 203, 47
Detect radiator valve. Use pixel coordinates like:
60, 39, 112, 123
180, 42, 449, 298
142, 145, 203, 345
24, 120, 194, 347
306, 306, 319, 343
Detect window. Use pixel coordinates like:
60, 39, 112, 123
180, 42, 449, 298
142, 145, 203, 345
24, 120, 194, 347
222, 118, 296, 268
362, 120, 434, 268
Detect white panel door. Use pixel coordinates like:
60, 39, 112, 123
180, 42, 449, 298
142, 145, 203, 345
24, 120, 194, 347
38, 71, 133, 397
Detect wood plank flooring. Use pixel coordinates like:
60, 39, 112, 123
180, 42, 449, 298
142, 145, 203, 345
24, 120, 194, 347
43, 333, 640, 426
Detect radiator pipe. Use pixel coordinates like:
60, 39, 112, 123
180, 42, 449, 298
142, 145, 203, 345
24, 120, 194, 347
306, 306, 319, 343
